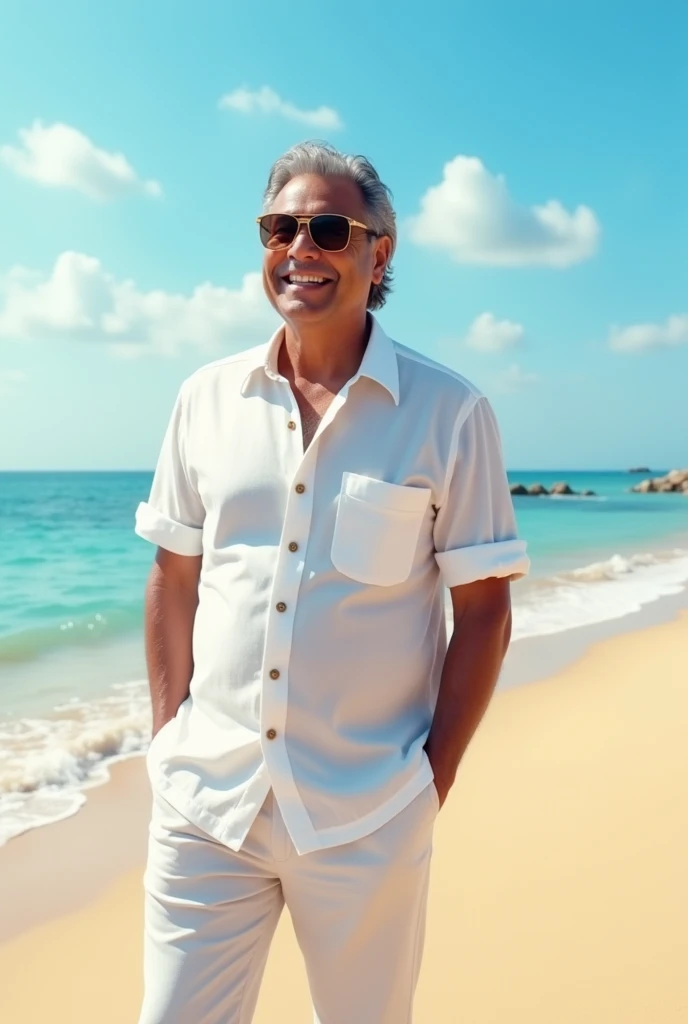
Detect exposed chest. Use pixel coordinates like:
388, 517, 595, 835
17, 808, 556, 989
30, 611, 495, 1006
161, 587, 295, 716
292, 379, 337, 449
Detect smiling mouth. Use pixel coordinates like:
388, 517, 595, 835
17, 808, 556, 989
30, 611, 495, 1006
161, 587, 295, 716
282, 273, 334, 288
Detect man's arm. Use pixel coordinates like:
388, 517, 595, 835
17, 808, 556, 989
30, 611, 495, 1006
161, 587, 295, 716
144, 546, 202, 738
425, 576, 512, 808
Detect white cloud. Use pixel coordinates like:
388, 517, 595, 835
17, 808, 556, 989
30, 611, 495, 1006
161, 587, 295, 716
0, 121, 162, 201
219, 86, 343, 131
609, 314, 688, 352
0, 252, 277, 356
409, 155, 599, 267
464, 312, 525, 353
493, 363, 542, 393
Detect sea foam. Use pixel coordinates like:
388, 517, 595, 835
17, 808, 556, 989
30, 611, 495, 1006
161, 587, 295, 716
510, 548, 688, 640
1, 545, 687, 845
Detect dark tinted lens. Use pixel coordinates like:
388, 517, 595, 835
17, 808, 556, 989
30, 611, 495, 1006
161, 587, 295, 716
309, 215, 351, 251
259, 214, 298, 249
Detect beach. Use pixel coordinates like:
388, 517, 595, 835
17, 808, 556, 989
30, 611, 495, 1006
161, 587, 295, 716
3, 2, 687, 1016
1, 599, 686, 1023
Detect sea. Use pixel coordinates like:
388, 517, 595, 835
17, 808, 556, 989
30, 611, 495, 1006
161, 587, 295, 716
1, 469, 687, 846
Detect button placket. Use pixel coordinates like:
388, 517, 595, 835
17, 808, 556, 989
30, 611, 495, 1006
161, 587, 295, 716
259, 440, 316, 759
258, 396, 356, 842
285, 397, 302, 449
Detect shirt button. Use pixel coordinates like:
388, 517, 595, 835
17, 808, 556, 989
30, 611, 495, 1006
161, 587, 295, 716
266, 728, 277, 740
276, 601, 287, 613
295, 483, 306, 494
287, 420, 297, 430
269, 669, 280, 680
288, 541, 299, 553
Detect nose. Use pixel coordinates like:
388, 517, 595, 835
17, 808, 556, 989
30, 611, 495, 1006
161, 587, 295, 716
286, 222, 321, 260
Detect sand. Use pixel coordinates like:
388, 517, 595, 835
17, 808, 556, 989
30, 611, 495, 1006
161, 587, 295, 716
0, 608, 686, 1023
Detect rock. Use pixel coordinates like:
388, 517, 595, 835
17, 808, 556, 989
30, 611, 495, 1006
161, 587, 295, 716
512, 480, 595, 497
632, 467, 688, 493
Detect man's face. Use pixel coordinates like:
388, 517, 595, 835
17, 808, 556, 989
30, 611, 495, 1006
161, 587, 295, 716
261, 174, 391, 326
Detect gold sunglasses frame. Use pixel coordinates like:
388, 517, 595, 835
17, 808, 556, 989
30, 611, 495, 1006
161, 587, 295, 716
256, 214, 374, 252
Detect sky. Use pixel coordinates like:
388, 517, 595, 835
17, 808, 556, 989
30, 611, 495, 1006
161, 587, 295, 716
0, 0, 686, 472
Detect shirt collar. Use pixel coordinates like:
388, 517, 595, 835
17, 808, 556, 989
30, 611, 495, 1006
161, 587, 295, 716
350, 315, 400, 406
240, 315, 400, 406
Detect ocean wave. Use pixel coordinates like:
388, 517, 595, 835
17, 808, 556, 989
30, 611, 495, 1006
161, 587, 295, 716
567, 552, 659, 581
0, 680, 151, 845
510, 548, 688, 640
0, 604, 142, 666
2, 544, 687, 846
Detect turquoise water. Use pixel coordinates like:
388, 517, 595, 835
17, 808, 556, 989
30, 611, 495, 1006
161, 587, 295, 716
0, 468, 686, 844
1, 472, 149, 665
1, 470, 687, 666
507, 470, 688, 569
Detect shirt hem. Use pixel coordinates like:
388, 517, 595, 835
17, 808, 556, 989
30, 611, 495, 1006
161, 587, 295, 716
147, 762, 437, 856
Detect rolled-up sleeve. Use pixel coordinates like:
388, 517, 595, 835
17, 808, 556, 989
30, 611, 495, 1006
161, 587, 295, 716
433, 396, 530, 587
134, 384, 205, 556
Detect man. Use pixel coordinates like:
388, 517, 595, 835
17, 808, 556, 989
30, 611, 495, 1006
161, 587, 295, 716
135, 141, 530, 1023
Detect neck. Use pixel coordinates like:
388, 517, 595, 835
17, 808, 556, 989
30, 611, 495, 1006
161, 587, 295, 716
279, 310, 371, 389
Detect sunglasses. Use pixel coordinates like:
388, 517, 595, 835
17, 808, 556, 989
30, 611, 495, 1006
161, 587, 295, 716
256, 213, 375, 253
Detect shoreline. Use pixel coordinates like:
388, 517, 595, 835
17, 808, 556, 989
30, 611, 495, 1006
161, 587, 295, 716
1, 579, 687, 855
500, 579, 688, 688
0, 597, 686, 1021
0, 754, 151, 945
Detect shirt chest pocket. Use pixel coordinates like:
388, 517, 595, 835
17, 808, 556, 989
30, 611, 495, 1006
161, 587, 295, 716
331, 472, 432, 587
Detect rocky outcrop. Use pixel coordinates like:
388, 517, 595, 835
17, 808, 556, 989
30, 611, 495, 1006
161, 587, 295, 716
630, 468, 688, 494
510, 481, 596, 497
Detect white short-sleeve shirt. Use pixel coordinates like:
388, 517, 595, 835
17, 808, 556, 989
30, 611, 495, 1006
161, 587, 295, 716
135, 316, 530, 854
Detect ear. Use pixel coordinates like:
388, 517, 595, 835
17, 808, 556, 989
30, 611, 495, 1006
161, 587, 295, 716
371, 235, 393, 284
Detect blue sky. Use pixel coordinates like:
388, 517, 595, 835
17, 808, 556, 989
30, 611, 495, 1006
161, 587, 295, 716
0, 0, 686, 471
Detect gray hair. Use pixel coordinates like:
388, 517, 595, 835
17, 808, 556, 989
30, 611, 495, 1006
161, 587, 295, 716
262, 141, 396, 310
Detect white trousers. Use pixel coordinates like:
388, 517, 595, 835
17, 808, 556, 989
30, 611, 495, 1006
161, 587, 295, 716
139, 783, 439, 1024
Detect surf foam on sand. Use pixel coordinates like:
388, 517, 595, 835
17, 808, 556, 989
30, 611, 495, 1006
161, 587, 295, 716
2, 546, 687, 845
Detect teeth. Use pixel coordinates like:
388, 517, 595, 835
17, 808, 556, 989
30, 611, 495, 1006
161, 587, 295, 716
288, 274, 327, 284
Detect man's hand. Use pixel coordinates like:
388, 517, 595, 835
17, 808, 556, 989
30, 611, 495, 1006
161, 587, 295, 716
424, 577, 513, 811
151, 716, 174, 741
426, 749, 456, 810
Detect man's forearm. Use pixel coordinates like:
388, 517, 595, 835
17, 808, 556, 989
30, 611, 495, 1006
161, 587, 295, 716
144, 563, 199, 736
425, 605, 512, 802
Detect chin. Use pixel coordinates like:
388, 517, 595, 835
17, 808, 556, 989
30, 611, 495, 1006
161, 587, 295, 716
276, 296, 332, 321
